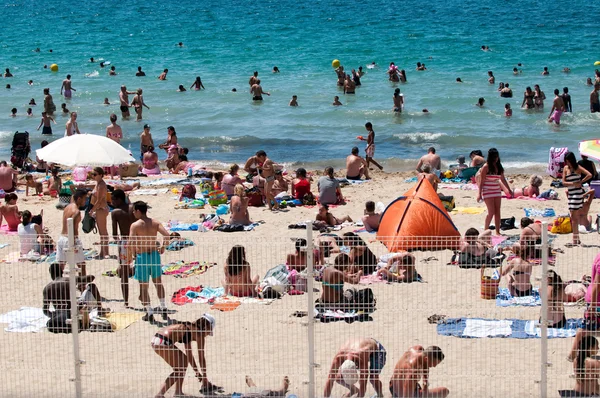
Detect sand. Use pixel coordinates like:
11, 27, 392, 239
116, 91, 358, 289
0, 169, 598, 397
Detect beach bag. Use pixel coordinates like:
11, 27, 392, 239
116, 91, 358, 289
180, 184, 197, 200
82, 206, 97, 234
439, 195, 455, 212
344, 288, 375, 310
547, 147, 568, 178
208, 189, 227, 206
302, 192, 317, 206
264, 264, 289, 287
550, 216, 572, 234
47, 310, 71, 334
247, 190, 264, 207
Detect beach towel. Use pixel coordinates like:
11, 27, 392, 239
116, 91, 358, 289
171, 286, 203, 305
496, 287, 541, 307
0, 307, 49, 333
547, 147, 568, 178
359, 274, 388, 285
524, 208, 556, 218
129, 188, 169, 196
0, 224, 18, 235
438, 183, 478, 191
169, 223, 200, 231
166, 239, 195, 251
211, 302, 241, 312
451, 207, 486, 215
314, 307, 373, 323
162, 261, 214, 278
436, 317, 580, 339
104, 312, 145, 331
0, 243, 9, 249
140, 178, 201, 187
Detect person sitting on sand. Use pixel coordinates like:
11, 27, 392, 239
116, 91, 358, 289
571, 336, 600, 396
243, 375, 289, 398
546, 270, 568, 329
272, 169, 289, 196
18, 210, 43, 255
0, 161, 18, 193
222, 164, 246, 199
286, 238, 324, 271
230, 184, 251, 226
501, 245, 533, 297
291, 167, 312, 201
512, 175, 543, 198
0, 193, 20, 231
320, 254, 362, 304
377, 252, 418, 283
318, 167, 344, 205
453, 155, 468, 176
346, 146, 370, 180
151, 314, 218, 397
389, 345, 449, 398
316, 204, 352, 227
21, 174, 43, 196
141, 146, 160, 175
223, 245, 259, 297
43, 167, 62, 196
460, 228, 493, 257
323, 337, 386, 398
165, 145, 181, 172
362, 201, 381, 232
343, 232, 378, 275
417, 164, 441, 192
469, 150, 485, 168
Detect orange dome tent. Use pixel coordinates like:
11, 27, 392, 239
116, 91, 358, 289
377, 179, 461, 251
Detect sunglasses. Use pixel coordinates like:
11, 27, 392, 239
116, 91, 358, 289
91, 173, 98, 177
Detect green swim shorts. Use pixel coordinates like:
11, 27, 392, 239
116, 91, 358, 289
134, 251, 162, 283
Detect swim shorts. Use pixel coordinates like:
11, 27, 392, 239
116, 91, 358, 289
369, 340, 387, 376
390, 381, 420, 397
56, 235, 85, 263
120, 105, 129, 113
134, 250, 162, 283
253, 96, 263, 101
42, 126, 52, 135
63, 89, 71, 98
118, 239, 128, 266
550, 110, 562, 124
346, 174, 362, 181
592, 102, 600, 113
366, 144, 375, 158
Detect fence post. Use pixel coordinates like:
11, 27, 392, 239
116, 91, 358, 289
306, 221, 316, 398
540, 221, 549, 398
67, 218, 83, 398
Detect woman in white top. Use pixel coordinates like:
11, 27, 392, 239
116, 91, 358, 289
18, 210, 42, 255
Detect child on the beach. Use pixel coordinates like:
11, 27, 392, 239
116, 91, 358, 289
377, 252, 418, 283
316, 204, 352, 227
362, 201, 381, 232
362, 122, 383, 170
505, 103, 512, 116
0, 193, 20, 231
22, 174, 43, 196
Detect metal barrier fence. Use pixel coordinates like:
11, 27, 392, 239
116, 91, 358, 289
1, 220, 599, 397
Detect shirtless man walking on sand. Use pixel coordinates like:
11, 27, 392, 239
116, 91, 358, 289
127, 201, 170, 322
57, 189, 88, 276
60, 75, 76, 99
119, 85, 136, 119
324, 337, 386, 398
389, 345, 449, 397
250, 79, 270, 101
111, 189, 136, 307
346, 146, 370, 180
416, 147, 441, 175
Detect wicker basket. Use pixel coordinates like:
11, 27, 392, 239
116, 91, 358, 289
480, 267, 500, 300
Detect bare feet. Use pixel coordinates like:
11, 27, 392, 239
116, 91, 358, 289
246, 376, 256, 387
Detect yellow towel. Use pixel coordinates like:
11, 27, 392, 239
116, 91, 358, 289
104, 312, 145, 331
451, 207, 486, 215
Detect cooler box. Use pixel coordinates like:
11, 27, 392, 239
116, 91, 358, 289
591, 181, 600, 198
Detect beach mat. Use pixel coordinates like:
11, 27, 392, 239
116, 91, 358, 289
162, 261, 214, 278
496, 287, 541, 307
437, 317, 582, 339
104, 312, 144, 331
0, 307, 49, 333
314, 308, 373, 323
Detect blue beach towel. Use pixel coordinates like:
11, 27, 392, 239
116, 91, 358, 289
169, 223, 199, 231
496, 287, 541, 307
436, 317, 581, 339
524, 208, 556, 218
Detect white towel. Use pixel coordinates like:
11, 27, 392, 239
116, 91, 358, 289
0, 307, 49, 333
464, 319, 512, 338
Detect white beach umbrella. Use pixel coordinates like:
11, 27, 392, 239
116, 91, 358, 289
36, 134, 135, 167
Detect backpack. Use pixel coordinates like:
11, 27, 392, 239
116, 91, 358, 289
82, 206, 97, 234
180, 184, 197, 200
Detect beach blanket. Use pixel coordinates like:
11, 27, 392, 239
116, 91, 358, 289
0, 224, 17, 235
436, 317, 581, 339
170, 286, 274, 306
314, 307, 373, 323
140, 178, 200, 187
166, 239, 195, 251
0, 307, 49, 333
104, 312, 144, 331
129, 189, 169, 196
451, 207, 486, 215
438, 183, 478, 191
169, 223, 200, 231
524, 208, 556, 218
162, 261, 214, 277
36, 249, 98, 264
496, 287, 541, 307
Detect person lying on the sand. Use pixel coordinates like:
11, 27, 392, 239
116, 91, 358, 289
108, 181, 141, 192
316, 204, 352, 227
223, 245, 259, 297
0, 193, 20, 231
390, 345, 449, 398
320, 254, 362, 304
377, 252, 418, 283
286, 238, 323, 271
324, 338, 386, 398
501, 245, 533, 297
151, 314, 218, 398
460, 228, 492, 257
242, 375, 289, 397
512, 175, 543, 198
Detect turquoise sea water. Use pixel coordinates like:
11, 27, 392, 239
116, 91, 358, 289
1, 0, 600, 172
